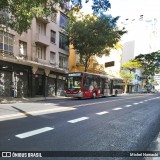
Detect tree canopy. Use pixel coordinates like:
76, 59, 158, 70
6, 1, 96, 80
120, 71, 134, 94
71, 0, 111, 14
134, 51, 160, 83
68, 13, 126, 71
120, 60, 139, 93
121, 60, 142, 73
0, 0, 111, 34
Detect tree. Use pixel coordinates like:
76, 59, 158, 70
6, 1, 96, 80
121, 60, 142, 73
120, 72, 134, 94
120, 60, 141, 93
71, 0, 111, 14
68, 13, 126, 72
0, 0, 111, 34
134, 51, 160, 85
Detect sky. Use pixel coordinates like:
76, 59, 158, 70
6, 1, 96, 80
81, 0, 160, 19
81, 0, 160, 56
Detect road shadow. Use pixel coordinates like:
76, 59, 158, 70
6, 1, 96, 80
11, 106, 33, 117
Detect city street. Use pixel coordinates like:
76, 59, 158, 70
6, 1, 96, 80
0, 94, 160, 160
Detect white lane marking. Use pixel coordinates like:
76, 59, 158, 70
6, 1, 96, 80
125, 105, 132, 107
15, 127, 54, 139
139, 101, 144, 104
68, 117, 89, 123
112, 108, 122, 111
133, 103, 139, 105
144, 100, 148, 102
96, 111, 109, 115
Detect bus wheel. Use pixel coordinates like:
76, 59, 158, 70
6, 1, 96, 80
92, 92, 96, 99
115, 90, 118, 97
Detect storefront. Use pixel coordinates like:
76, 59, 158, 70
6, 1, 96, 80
0, 60, 32, 97
0, 60, 67, 98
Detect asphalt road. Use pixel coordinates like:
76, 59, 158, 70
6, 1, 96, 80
0, 94, 160, 160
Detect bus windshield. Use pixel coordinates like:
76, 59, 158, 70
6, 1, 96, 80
67, 76, 82, 89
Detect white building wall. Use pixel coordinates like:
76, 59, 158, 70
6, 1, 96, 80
95, 48, 122, 78
120, 15, 160, 92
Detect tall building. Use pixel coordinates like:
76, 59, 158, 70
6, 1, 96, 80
121, 15, 160, 63
120, 15, 160, 92
0, 9, 69, 98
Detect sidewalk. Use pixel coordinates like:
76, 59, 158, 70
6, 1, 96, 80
0, 93, 134, 104
0, 96, 70, 104
0, 92, 156, 104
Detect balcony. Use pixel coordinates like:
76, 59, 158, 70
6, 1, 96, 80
0, 49, 14, 58
34, 57, 48, 64
35, 33, 50, 46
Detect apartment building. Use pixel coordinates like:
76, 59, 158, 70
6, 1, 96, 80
0, 9, 69, 98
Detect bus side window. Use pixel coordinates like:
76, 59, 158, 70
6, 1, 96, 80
84, 76, 89, 90
104, 83, 109, 89
64, 79, 68, 90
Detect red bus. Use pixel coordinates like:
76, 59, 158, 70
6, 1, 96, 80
65, 72, 123, 99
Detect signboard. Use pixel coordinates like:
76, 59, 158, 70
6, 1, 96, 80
68, 73, 81, 77
105, 61, 115, 68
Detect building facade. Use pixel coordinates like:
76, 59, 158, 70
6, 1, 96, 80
0, 9, 69, 98
69, 45, 106, 74
69, 44, 122, 78
120, 15, 160, 92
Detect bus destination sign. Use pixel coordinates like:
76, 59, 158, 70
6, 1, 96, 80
68, 73, 81, 76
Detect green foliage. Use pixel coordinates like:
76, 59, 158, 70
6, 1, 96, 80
120, 60, 140, 93
120, 72, 134, 82
121, 60, 142, 73
71, 0, 111, 14
0, 0, 66, 34
68, 13, 126, 71
0, 0, 111, 34
120, 72, 134, 93
135, 51, 160, 83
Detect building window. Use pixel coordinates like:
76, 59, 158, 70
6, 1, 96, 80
0, 30, 14, 54
59, 53, 68, 69
50, 52, 56, 64
59, 32, 69, 51
50, 30, 56, 43
51, 12, 57, 23
19, 41, 27, 56
37, 22, 46, 35
36, 45, 46, 60
60, 12, 68, 29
